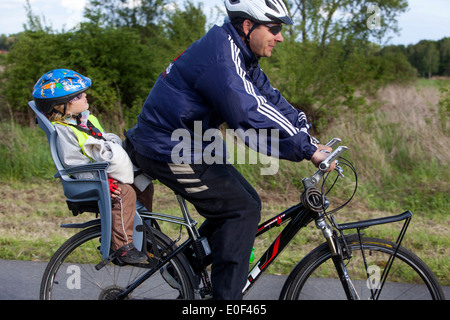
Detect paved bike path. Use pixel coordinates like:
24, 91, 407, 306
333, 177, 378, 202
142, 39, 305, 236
0, 259, 285, 300
0, 259, 448, 300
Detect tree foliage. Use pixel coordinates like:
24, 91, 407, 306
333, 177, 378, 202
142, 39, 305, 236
2, 0, 444, 131
405, 38, 450, 78
0, 0, 206, 128
262, 0, 413, 129
289, 0, 407, 45
84, 0, 167, 29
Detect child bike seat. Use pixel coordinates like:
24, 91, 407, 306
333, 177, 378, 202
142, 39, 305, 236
28, 100, 113, 259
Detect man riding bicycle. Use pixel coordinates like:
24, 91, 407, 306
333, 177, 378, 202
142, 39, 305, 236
125, 0, 334, 299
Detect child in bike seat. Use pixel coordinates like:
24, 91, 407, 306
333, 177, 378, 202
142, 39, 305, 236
32, 69, 153, 264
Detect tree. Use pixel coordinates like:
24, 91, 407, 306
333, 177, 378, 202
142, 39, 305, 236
407, 41, 440, 78
289, 0, 408, 47
0, 0, 208, 127
84, 0, 167, 29
22, 0, 53, 33
0, 34, 15, 51
437, 37, 450, 76
260, 0, 412, 130
0, 0, 417, 129
422, 42, 440, 78
162, 2, 206, 54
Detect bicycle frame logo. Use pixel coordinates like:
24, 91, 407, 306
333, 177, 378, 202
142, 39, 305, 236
171, 121, 280, 175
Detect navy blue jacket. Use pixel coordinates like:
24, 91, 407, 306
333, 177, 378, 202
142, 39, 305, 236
128, 22, 317, 163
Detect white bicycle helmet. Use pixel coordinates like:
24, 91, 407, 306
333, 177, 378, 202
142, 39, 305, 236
225, 0, 293, 25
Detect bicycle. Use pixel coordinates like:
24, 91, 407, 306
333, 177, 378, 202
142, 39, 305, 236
39, 138, 445, 300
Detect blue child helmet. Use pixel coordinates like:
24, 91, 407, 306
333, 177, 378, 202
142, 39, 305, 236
32, 69, 92, 114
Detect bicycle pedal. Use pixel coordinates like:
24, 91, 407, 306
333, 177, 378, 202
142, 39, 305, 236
95, 251, 119, 270
200, 288, 213, 300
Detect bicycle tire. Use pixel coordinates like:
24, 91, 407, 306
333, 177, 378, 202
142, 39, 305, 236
280, 236, 445, 300
40, 224, 196, 300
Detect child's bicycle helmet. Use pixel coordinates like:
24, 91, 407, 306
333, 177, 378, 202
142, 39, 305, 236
32, 69, 91, 115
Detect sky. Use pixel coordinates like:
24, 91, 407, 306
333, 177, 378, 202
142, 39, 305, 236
0, 0, 449, 46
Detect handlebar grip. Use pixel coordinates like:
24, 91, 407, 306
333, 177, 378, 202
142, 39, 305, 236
319, 146, 348, 171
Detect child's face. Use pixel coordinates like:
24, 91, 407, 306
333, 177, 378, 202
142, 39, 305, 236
67, 92, 89, 115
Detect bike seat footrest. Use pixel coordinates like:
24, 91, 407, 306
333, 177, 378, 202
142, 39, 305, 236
95, 251, 120, 270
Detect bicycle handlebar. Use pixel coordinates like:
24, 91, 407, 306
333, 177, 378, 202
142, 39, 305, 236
302, 137, 348, 189
319, 146, 348, 171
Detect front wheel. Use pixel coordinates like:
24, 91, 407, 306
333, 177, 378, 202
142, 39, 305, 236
40, 225, 196, 300
280, 236, 445, 300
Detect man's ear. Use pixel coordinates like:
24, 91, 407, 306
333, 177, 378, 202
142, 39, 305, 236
242, 19, 254, 36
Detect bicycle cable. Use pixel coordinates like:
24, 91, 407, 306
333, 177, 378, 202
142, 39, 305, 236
320, 156, 358, 215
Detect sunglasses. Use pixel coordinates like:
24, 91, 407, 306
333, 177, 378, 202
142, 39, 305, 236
266, 24, 282, 35
69, 93, 84, 103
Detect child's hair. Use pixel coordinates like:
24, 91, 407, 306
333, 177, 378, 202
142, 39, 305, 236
48, 104, 74, 122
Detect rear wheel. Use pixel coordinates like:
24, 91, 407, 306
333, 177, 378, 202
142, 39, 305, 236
40, 225, 196, 300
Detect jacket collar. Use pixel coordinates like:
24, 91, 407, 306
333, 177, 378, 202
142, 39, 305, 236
222, 22, 259, 69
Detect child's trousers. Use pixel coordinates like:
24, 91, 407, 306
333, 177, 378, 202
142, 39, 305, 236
110, 183, 136, 251
110, 182, 154, 251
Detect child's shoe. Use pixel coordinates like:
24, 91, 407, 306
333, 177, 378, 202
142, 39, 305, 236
116, 243, 148, 264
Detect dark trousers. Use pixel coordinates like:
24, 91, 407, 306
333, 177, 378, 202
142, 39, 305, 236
132, 152, 261, 299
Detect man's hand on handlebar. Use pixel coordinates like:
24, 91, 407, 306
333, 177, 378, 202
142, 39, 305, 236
310, 144, 336, 172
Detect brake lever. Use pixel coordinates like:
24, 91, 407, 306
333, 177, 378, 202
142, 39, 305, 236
311, 137, 341, 148
335, 163, 344, 178
325, 138, 345, 177
326, 138, 341, 148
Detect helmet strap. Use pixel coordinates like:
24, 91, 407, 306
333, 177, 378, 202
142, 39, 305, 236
244, 22, 259, 49
51, 106, 65, 116
50, 102, 68, 117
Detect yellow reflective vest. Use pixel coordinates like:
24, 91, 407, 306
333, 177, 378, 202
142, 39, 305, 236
52, 115, 105, 160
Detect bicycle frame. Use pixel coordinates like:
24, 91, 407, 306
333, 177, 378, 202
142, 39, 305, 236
60, 176, 414, 300
243, 202, 314, 293
243, 203, 412, 298
113, 194, 212, 299
103, 183, 412, 300
96, 194, 313, 299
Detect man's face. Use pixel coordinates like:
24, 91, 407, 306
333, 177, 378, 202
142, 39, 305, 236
245, 21, 284, 58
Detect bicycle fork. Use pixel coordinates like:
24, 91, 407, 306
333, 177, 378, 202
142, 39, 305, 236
315, 215, 360, 300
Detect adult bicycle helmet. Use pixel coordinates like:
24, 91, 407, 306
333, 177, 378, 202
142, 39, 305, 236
225, 0, 293, 25
32, 69, 91, 115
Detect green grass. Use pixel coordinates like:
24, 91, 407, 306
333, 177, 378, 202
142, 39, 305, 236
0, 122, 55, 180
